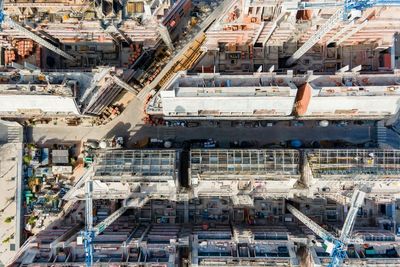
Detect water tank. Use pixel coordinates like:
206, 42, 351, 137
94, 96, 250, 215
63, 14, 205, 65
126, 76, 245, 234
290, 140, 303, 148
164, 141, 172, 148
99, 141, 107, 149
319, 120, 329, 127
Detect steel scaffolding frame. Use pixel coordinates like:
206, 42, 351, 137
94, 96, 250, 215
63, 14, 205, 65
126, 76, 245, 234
306, 149, 400, 178
94, 150, 176, 178
190, 149, 300, 178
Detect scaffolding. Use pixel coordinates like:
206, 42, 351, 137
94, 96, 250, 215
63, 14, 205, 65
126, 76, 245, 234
306, 149, 400, 179
192, 224, 299, 266
190, 149, 300, 178
94, 150, 176, 178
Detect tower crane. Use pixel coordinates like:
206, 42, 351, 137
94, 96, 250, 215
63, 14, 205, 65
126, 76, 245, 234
81, 180, 94, 267
80, 179, 149, 266
81, 180, 127, 266
0, 0, 76, 61
287, 188, 366, 267
285, 0, 400, 65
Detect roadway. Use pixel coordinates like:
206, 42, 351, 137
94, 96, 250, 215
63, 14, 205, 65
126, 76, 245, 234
26, 96, 145, 143
386, 127, 400, 148
27, 119, 376, 148
0, 143, 21, 266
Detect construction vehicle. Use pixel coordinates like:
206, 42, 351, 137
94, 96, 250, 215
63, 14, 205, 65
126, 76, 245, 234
190, 16, 199, 27
287, 188, 366, 267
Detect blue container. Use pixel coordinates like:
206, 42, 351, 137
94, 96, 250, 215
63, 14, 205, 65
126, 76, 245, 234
290, 140, 303, 148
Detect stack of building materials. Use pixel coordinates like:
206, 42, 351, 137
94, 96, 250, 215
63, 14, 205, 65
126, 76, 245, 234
128, 43, 142, 65
16, 40, 34, 58
4, 49, 16, 64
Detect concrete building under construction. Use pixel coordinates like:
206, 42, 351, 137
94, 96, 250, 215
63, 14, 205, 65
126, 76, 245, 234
197, 0, 400, 73
1, 0, 400, 124
10, 147, 400, 266
148, 70, 400, 121
65, 149, 180, 202
0, 66, 140, 118
4, 0, 400, 266
0, 0, 192, 68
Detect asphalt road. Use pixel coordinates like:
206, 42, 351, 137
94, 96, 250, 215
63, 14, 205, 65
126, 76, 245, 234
27, 119, 376, 148
23, 82, 390, 149
25, 96, 145, 143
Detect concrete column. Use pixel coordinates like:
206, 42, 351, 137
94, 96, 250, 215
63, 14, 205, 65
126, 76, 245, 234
392, 33, 400, 70
301, 152, 314, 188
191, 235, 199, 267
158, 23, 174, 50
243, 0, 251, 17
144, 2, 152, 16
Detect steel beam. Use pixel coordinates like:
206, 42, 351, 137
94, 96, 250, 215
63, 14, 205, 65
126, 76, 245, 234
112, 75, 139, 94
93, 206, 128, 236
286, 8, 343, 65
336, 19, 369, 45
5, 17, 76, 61
287, 203, 336, 242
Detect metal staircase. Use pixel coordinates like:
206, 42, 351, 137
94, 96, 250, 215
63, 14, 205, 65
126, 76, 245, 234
376, 120, 388, 148
7, 125, 22, 143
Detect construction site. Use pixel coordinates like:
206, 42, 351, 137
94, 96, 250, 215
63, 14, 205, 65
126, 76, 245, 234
0, 0, 399, 267
6, 147, 400, 266
147, 70, 400, 121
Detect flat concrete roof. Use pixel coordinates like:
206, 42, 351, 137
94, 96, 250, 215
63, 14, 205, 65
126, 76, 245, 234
160, 91, 295, 116
0, 95, 80, 115
175, 86, 294, 97
151, 72, 400, 119
306, 96, 400, 116
94, 149, 177, 178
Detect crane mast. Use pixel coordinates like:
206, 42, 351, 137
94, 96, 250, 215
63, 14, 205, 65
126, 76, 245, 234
287, 188, 366, 267
83, 180, 94, 267
81, 180, 150, 266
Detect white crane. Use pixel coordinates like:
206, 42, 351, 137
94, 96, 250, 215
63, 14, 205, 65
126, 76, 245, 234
285, 0, 400, 65
80, 179, 150, 266
287, 188, 366, 267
